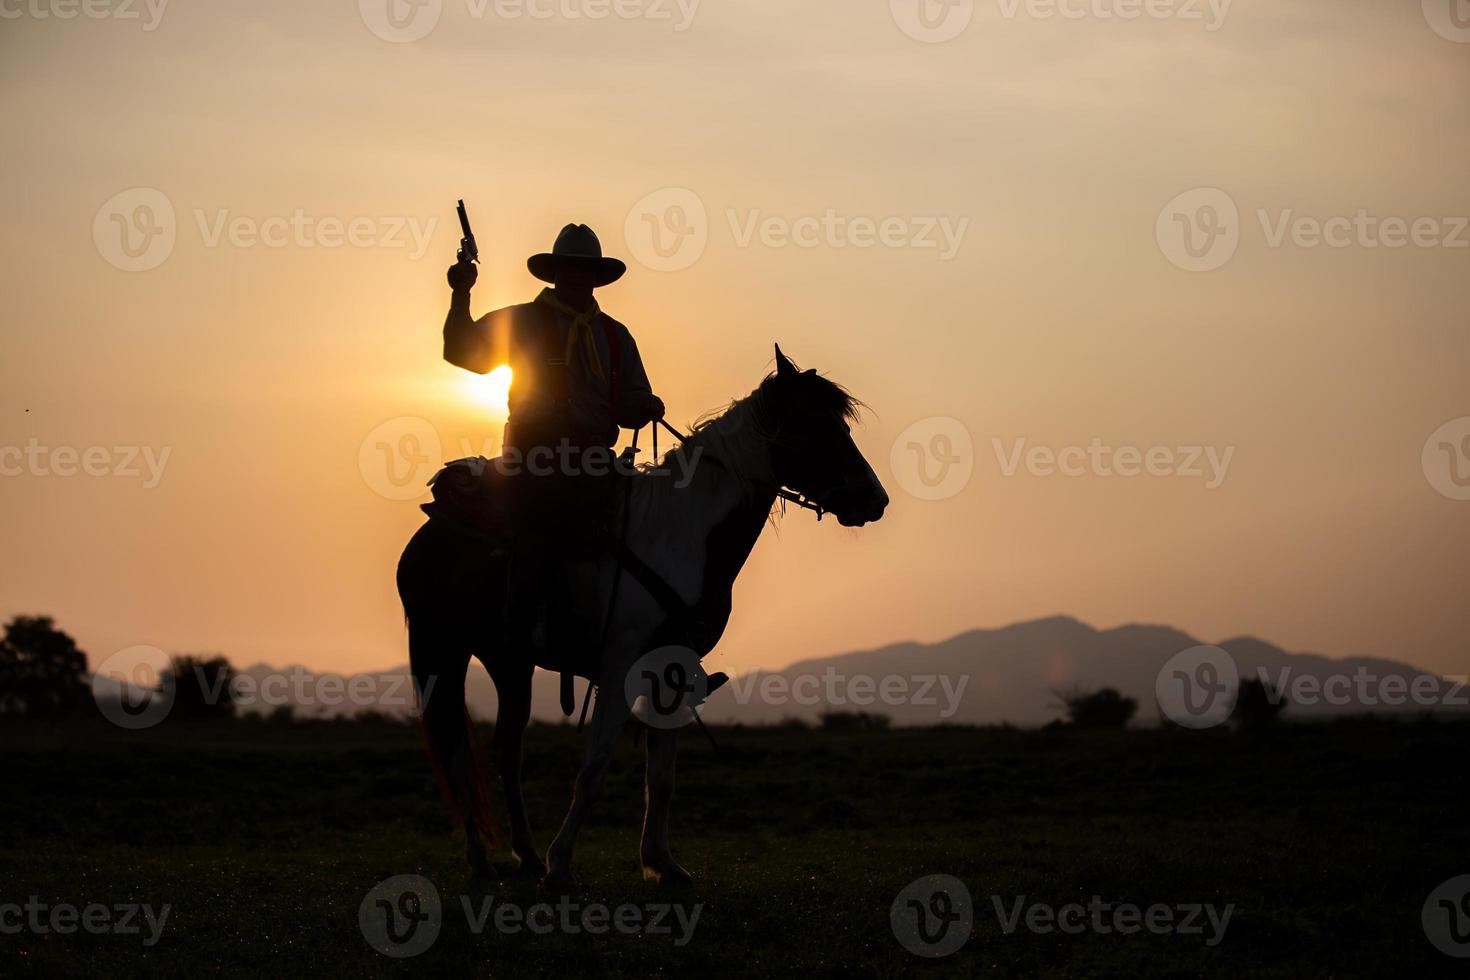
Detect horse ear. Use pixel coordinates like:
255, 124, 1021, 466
774, 343, 797, 379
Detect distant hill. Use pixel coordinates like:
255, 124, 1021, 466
91, 617, 1466, 727
704, 616, 1465, 726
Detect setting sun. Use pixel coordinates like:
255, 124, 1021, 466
462, 364, 512, 414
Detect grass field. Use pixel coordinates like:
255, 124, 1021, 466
2, 715, 1466, 978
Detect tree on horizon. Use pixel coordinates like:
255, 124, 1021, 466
0, 615, 90, 714
1052, 687, 1138, 730
159, 655, 237, 722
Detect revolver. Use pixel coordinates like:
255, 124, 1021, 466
456, 198, 478, 264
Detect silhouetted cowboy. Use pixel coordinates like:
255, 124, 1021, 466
444, 223, 664, 449
441, 224, 665, 696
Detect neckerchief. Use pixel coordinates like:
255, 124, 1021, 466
535, 287, 606, 382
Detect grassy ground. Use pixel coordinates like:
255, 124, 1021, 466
1, 715, 1466, 978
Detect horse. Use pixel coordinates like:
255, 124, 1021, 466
395, 344, 889, 889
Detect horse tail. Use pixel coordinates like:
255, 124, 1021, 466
407, 614, 503, 852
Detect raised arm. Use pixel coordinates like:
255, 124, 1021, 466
442, 258, 498, 373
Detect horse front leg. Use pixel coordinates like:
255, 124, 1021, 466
543, 675, 631, 891
486, 656, 541, 875
640, 727, 692, 886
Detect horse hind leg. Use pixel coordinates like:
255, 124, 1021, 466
410, 620, 498, 878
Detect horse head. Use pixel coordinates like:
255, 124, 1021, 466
761, 344, 889, 528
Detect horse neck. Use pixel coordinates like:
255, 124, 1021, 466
628, 401, 779, 582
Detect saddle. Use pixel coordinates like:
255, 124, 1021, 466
421, 452, 743, 718
422, 456, 513, 546
426, 452, 608, 681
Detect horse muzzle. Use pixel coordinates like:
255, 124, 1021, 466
826, 478, 889, 527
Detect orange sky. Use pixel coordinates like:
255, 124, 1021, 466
2, 0, 1468, 680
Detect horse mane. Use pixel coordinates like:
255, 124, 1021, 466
639, 361, 862, 511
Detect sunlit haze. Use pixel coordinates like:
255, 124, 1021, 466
2, 0, 1468, 681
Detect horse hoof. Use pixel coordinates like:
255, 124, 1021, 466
642, 863, 694, 889
469, 853, 498, 880
514, 853, 546, 878
541, 869, 577, 895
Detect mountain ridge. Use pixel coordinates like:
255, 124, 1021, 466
90, 615, 1466, 727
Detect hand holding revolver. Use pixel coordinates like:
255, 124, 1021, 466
447, 198, 479, 292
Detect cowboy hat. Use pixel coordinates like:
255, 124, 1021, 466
527, 223, 626, 287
